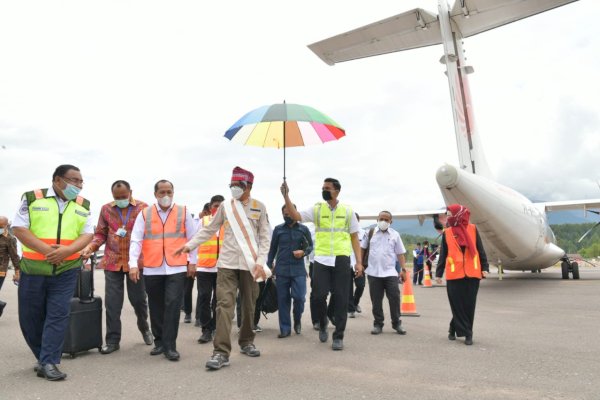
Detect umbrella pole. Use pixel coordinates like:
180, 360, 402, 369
283, 120, 286, 181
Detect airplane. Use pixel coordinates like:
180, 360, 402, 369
308, 0, 600, 279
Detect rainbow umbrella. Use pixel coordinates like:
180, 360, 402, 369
224, 102, 345, 179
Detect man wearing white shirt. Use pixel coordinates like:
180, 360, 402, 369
128, 180, 197, 362
281, 178, 363, 351
362, 211, 408, 335
12, 164, 94, 380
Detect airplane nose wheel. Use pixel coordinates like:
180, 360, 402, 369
561, 258, 580, 280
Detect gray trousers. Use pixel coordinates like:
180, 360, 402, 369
104, 270, 150, 344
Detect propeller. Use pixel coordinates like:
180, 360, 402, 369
578, 209, 600, 243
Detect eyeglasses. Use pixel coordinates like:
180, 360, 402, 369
62, 176, 84, 186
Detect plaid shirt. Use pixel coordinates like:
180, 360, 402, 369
0, 233, 20, 276
90, 198, 148, 272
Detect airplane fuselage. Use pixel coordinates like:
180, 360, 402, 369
436, 164, 565, 270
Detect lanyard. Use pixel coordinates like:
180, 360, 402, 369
116, 205, 133, 227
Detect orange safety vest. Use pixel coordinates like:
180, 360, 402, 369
445, 224, 482, 280
141, 204, 188, 268
197, 215, 224, 268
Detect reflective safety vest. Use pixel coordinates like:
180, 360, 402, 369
445, 224, 482, 280
313, 202, 352, 257
20, 188, 90, 275
197, 215, 224, 268
141, 204, 188, 267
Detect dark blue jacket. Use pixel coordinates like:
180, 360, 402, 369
267, 222, 313, 277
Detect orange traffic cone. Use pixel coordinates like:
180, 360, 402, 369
423, 264, 433, 288
401, 271, 420, 317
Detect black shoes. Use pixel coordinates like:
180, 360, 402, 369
371, 326, 383, 335
164, 349, 180, 361
392, 324, 407, 335
194, 319, 201, 327
294, 320, 301, 334
355, 305, 362, 313
277, 332, 291, 338
348, 311, 356, 318
240, 344, 260, 357
142, 330, 154, 345
184, 314, 191, 323
319, 328, 328, 343
198, 330, 213, 344
150, 346, 164, 356
100, 343, 120, 354
465, 336, 473, 346
0, 300, 6, 318
37, 364, 67, 381
33, 362, 41, 373
332, 339, 344, 351
312, 322, 320, 331
206, 353, 230, 370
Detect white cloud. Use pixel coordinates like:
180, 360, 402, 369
1, 0, 599, 227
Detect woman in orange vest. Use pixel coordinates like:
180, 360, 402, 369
435, 204, 489, 346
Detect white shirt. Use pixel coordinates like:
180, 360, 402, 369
129, 203, 197, 276
350, 228, 366, 267
12, 186, 94, 234
363, 227, 406, 278
299, 202, 359, 267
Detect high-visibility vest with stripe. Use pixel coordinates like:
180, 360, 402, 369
20, 188, 90, 275
197, 215, 224, 268
313, 202, 352, 257
141, 204, 188, 267
445, 224, 482, 280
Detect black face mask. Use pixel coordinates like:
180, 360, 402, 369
322, 190, 333, 201
284, 216, 295, 225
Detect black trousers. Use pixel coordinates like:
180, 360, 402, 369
368, 275, 401, 328
196, 271, 217, 332
447, 278, 480, 338
104, 270, 149, 344
314, 257, 351, 340
348, 272, 366, 312
0, 276, 5, 310
308, 262, 318, 324
144, 272, 186, 351
182, 275, 196, 317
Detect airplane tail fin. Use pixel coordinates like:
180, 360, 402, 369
438, 1, 491, 178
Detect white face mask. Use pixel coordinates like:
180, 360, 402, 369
158, 196, 172, 207
231, 186, 244, 200
377, 220, 390, 231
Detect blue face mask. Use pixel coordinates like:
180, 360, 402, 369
115, 199, 130, 209
0, 228, 5, 235
62, 180, 81, 200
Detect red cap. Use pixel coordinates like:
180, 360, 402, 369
231, 166, 254, 184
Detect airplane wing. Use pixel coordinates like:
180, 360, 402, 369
451, 0, 579, 38
361, 208, 445, 226
308, 0, 578, 65
534, 199, 600, 214
308, 8, 441, 66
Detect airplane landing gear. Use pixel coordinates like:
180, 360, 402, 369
561, 258, 580, 280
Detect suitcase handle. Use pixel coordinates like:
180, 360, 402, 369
77, 253, 97, 304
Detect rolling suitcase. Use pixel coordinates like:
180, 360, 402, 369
63, 254, 103, 358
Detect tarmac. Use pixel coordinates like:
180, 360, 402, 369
0, 266, 599, 400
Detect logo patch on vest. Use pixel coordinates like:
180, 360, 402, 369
249, 213, 260, 220
335, 216, 346, 219
32, 207, 49, 211
75, 210, 89, 217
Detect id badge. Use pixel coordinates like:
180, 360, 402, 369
116, 227, 127, 237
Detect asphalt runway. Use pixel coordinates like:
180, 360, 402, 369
0, 266, 599, 400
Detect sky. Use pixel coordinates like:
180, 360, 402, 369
1, 0, 599, 227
